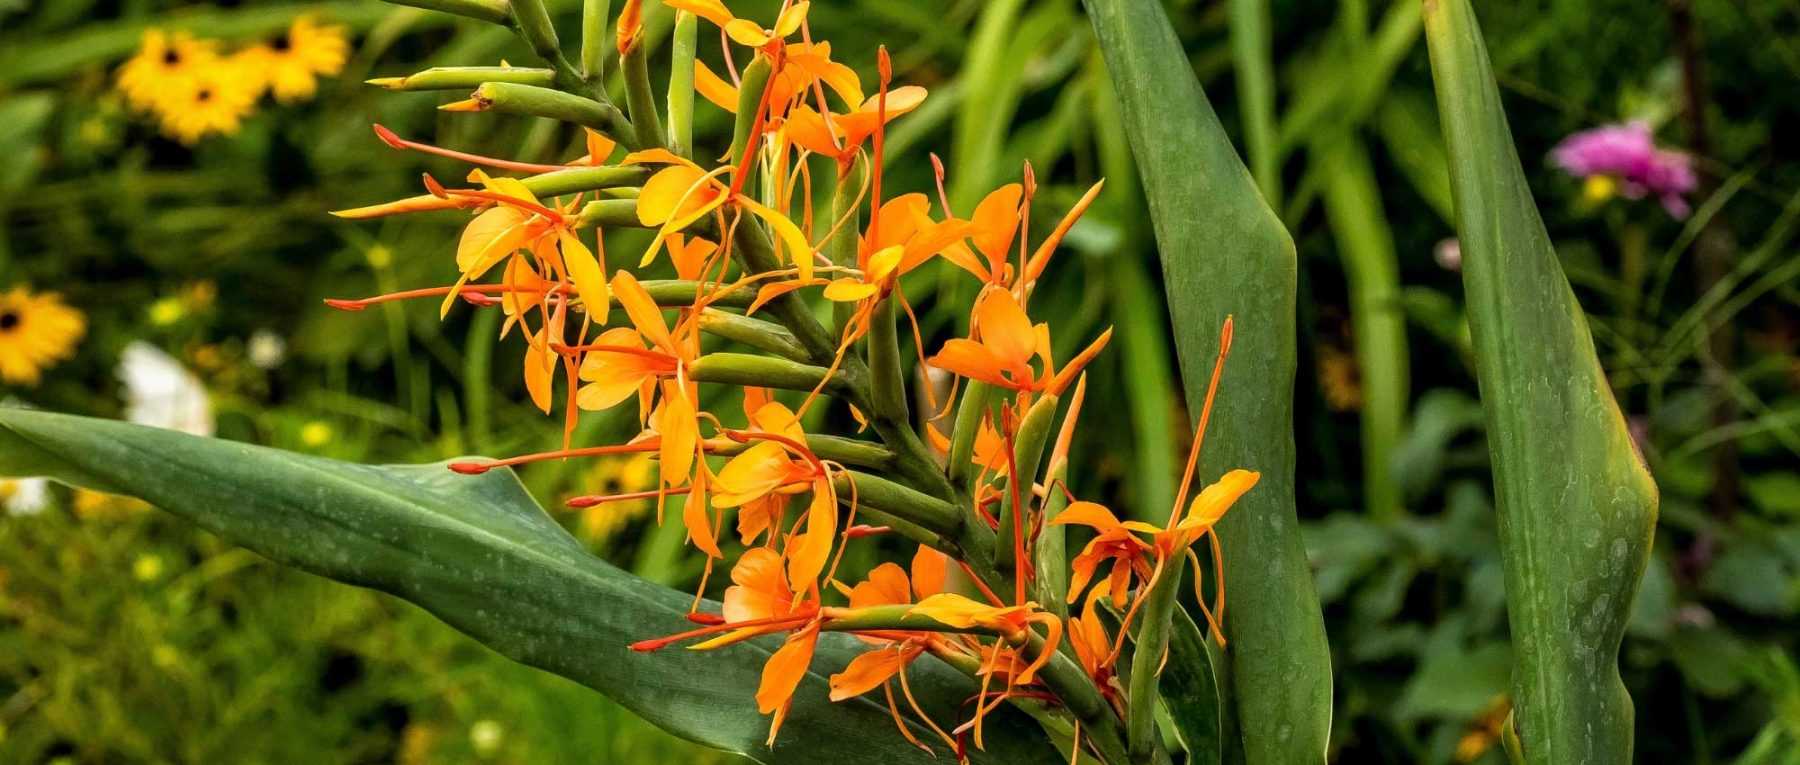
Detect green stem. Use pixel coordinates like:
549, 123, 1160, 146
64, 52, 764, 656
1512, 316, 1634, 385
687, 353, 850, 396
581, 0, 612, 81
525, 165, 648, 197
947, 381, 992, 497
666, 11, 698, 159
1126, 561, 1183, 764
621, 39, 668, 149
707, 435, 894, 473
575, 199, 642, 228
468, 82, 637, 148
695, 309, 808, 362
867, 296, 910, 428
636, 279, 755, 309
371, 66, 556, 91
385, 0, 509, 25
995, 393, 1058, 568
507, 0, 562, 64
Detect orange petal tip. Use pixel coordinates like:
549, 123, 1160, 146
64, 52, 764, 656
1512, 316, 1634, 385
439, 97, 484, 112
365, 76, 404, 89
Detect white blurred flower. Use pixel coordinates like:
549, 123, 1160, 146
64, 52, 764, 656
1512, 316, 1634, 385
1434, 238, 1462, 272
2, 477, 50, 516
247, 330, 286, 370
118, 341, 213, 436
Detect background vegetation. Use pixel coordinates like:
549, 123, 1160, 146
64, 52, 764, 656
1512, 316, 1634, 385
0, 0, 1796, 762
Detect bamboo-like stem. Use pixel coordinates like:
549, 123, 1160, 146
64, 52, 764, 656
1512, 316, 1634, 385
666, 11, 698, 159
580, 0, 611, 81
370, 66, 555, 91
464, 82, 637, 148
1125, 561, 1182, 764
621, 37, 668, 149
688, 353, 851, 396
696, 309, 808, 362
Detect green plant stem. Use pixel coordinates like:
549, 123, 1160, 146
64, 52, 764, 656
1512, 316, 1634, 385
507, 0, 562, 64
468, 82, 637, 148
373, 66, 557, 91
707, 435, 894, 473
695, 309, 808, 362
525, 165, 649, 196
995, 393, 1058, 569
575, 199, 642, 228
947, 381, 992, 495
1316, 134, 1409, 521
867, 296, 910, 429
730, 57, 775, 168
581, 0, 612, 81
666, 11, 698, 159
828, 471, 965, 545
636, 280, 754, 309
687, 353, 850, 396
621, 39, 668, 149
1127, 562, 1182, 765
385, 0, 509, 25
1228, 0, 1281, 205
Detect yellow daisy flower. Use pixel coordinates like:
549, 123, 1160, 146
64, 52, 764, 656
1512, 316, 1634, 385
156, 63, 260, 144
238, 16, 350, 103
116, 29, 220, 112
0, 287, 85, 386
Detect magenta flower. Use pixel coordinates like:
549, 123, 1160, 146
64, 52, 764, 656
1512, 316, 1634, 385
1551, 121, 1697, 218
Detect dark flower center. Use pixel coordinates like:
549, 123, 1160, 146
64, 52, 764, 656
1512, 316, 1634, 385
163, 49, 182, 65
196, 88, 213, 102
271, 34, 292, 52
0, 311, 21, 331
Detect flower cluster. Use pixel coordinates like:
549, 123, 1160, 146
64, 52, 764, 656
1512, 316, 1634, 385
115, 17, 349, 144
334, 1, 1257, 760
1551, 121, 1697, 218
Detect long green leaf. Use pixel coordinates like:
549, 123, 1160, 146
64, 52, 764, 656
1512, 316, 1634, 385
1423, 2, 1659, 762
1161, 608, 1226, 765
1082, 1, 1332, 762
0, 409, 1055, 765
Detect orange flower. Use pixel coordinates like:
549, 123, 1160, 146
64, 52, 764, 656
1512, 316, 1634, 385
941, 183, 1022, 284
930, 288, 1112, 396
668, 0, 810, 48
1050, 501, 1158, 608
694, 40, 862, 119
627, 149, 817, 281
785, 86, 927, 161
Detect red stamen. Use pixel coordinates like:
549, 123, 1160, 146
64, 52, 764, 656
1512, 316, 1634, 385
443, 188, 567, 222
629, 611, 815, 652
566, 487, 690, 508
845, 524, 890, 539
686, 611, 726, 625
1167, 316, 1233, 527
372, 124, 568, 174
448, 441, 662, 474
423, 173, 449, 198
324, 284, 564, 312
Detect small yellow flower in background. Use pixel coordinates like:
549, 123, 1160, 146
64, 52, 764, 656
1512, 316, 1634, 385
468, 720, 504, 756
148, 297, 185, 326
116, 29, 219, 112
156, 63, 261, 144
1316, 345, 1363, 411
72, 488, 153, 519
300, 420, 334, 448
236, 16, 350, 103
569, 453, 657, 542
0, 286, 85, 386
133, 554, 165, 582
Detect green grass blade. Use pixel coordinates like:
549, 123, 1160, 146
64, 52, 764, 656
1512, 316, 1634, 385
1423, 1, 1660, 762
1228, 0, 1280, 206
1315, 133, 1410, 521
0, 409, 1055, 765
1082, 1, 1332, 762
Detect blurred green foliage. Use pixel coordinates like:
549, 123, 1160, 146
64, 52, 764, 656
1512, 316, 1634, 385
0, 0, 1796, 762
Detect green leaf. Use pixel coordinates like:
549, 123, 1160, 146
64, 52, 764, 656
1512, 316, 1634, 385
1161, 607, 1226, 765
1423, 1, 1660, 762
0, 409, 1055, 765
1082, 0, 1333, 762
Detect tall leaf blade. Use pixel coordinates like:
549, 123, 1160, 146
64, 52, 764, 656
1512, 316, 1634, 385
0, 409, 1053, 765
1081, 1, 1333, 762
1422, 2, 1659, 762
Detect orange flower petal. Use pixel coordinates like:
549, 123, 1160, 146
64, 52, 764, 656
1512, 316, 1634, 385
829, 645, 915, 701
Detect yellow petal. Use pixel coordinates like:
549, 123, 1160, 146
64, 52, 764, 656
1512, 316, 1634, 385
558, 229, 609, 323
724, 18, 772, 47
822, 278, 879, 303
829, 646, 912, 702
786, 482, 836, 592
739, 195, 816, 282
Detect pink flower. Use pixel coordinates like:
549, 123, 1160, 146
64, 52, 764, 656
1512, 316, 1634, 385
1552, 122, 1697, 218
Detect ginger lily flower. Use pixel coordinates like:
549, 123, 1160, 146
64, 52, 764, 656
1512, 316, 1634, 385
785, 87, 928, 161
694, 41, 863, 121
667, 0, 810, 49
929, 288, 1110, 396
627, 149, 817, 281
